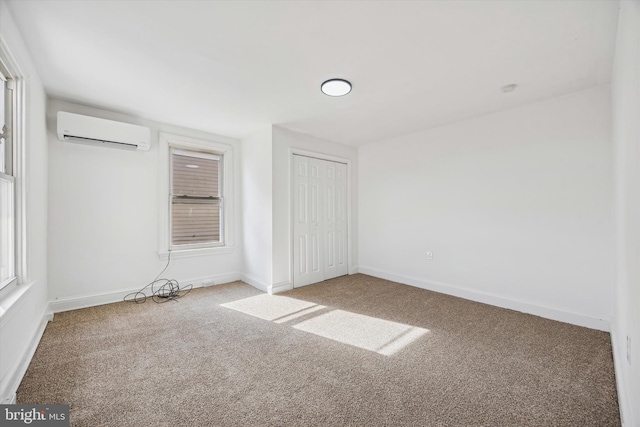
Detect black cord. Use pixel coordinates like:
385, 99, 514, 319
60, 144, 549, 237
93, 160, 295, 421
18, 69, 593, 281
123, 252, 193, 304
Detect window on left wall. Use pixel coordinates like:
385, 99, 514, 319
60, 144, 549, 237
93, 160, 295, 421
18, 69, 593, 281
0, 65, 16, 290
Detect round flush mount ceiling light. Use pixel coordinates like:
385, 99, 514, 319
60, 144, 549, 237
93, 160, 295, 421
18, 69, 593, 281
321, 79, 352, 97
501, 84, 518, 93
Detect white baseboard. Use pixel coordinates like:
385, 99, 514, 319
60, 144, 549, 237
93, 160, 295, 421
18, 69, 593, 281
349, 266, 359, 275
48, 272, 242, 314
610, 325, 631, 427
270, 282, 292, 294
358, 266, 610, 331
240, 273, 269, 293
0, 308, 52, 404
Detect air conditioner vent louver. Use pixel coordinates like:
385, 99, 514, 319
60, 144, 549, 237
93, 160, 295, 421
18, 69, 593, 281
57, 111, 151, 152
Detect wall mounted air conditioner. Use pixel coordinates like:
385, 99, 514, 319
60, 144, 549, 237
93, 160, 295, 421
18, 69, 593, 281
57, 111, 151, 152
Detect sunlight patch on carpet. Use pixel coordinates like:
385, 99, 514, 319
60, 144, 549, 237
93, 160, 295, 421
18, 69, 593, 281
221, 294, 326, 322
221, 294, 429, 356
293, 309, 429, 356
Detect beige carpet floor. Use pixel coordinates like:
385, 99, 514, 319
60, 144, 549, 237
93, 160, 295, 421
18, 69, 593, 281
18, 274, 620, 426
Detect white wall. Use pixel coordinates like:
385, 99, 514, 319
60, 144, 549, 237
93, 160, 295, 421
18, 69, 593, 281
46, 98, 243, 308
359, 86, 613, 330
611, 1, 640, 425
240, 127, 273, 292
0, 1, 49, 403
272, 126, 358, 292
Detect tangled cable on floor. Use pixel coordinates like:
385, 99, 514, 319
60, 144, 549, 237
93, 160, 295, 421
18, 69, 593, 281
123, 252, 193, 304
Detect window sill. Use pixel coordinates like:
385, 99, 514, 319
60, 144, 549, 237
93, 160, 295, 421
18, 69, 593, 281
157, 246, 236, 260
0, 280, 34, 325
0, 276, 17, 292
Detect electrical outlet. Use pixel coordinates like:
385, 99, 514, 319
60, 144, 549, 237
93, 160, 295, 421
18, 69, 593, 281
426, 251, 434, 260
627, 336, 631, 363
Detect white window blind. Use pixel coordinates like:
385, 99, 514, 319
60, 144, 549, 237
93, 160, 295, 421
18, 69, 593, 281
170, 149, 222, 247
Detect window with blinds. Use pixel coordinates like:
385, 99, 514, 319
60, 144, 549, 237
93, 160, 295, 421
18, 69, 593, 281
170, 148, 223, 247
0, 64, 16, 290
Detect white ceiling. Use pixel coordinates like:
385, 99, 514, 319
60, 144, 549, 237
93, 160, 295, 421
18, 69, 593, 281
7, 0, 619, 146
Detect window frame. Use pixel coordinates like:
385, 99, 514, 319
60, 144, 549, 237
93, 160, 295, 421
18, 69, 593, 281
0, 40, 26, 296
0, 67, 15, 291
158, 132, 234, 259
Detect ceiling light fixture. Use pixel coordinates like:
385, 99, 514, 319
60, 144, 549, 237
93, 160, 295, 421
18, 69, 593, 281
501, 84, 518, 93
321, 79, 352, 97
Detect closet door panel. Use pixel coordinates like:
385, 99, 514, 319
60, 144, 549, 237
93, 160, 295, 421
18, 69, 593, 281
293, 156, 324, 288
324, 161, 348, 280
293, 155, 347, 288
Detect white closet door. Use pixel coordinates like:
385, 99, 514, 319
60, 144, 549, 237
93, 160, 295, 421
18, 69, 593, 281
323, 161, 348, 280
293, 155, 324, 287
293, 155, 348, 288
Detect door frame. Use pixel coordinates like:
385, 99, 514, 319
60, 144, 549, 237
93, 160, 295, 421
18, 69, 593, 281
290, 148, 352, 288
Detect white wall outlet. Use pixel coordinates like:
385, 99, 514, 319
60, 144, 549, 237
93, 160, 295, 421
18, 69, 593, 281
426, 251, 434, 260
